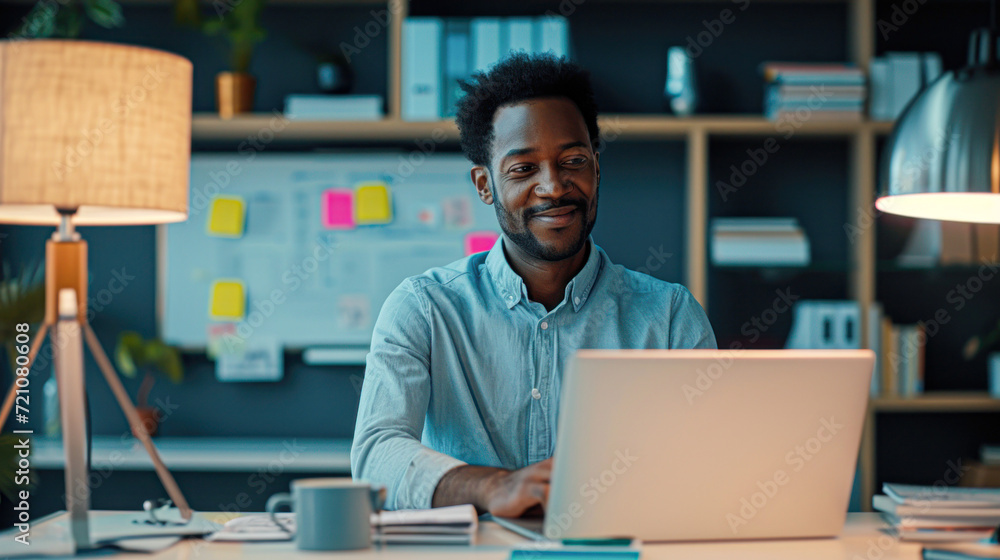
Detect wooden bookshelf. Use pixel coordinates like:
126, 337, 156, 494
178, 0, 934, 516
871, 393, 1000, 412
192, 113, 893, 142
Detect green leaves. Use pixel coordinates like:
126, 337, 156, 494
14, 0, 124, 39
181, 0, 267, 73
17, 3, 58, 38
172, 0, 203, 28
83, 0, 125, 30
114, 331, 184, 384
0, 262, 45, 370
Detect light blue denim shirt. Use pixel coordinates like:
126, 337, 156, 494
351, 237, 717, 510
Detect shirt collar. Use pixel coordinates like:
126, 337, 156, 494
484, 236, 603, 312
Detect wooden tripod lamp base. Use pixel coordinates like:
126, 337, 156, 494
0, 226, 195, 551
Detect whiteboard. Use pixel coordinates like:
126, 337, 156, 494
158, 152, 498, 350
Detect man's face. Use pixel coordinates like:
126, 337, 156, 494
472, 96, 600, 262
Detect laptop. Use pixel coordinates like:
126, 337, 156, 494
492, 349, 874, 542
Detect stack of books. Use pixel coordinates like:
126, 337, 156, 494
283, 94, 384, 121
761, 62, 866, 122
402, 16, 570, 120
374, 504, 478, 544
874, 315, 926, 398
873, 483, 1000, 543
869, 52, 943, 121
710, 217, 810, 267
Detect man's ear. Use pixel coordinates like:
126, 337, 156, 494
471, 166, 494, 205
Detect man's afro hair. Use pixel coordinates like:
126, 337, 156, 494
455, 52, 600, 168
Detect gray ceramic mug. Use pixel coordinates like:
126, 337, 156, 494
266, 478, 386, 551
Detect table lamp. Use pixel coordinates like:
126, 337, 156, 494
874, 8, 1000, 223
0, 40, 194, 550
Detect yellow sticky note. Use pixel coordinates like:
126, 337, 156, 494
355, 183, 392, 224
209, 280, 246, 321
207, 196, 246, 238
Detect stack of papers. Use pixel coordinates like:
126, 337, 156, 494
710, 217, 810, 267
377, 505, 478, 544
208, 504, 477, 545
873, 483, 1000, 542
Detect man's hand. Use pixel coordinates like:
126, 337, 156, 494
432, 458, 553, 518
483, 458, 552, 517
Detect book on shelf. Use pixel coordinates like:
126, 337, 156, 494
983, 445, 1000, 466
710, 217, 810, 267
874, 317, 925, 398
402, 16, 570, 121
283, 94, 384, 121
761, 61, 866, 121
765, 109, 864, 122
760, 62, 865, 84
402, 18, 443, 121
785, 300, 861, 350
885, 51, 923, 119
868, 301, 883, 396
768, 84, 866, 100
868, 51, 943, 120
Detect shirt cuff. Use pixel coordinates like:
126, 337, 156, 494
403, 447, 467, 510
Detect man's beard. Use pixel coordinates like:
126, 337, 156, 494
493, 189, 598, 262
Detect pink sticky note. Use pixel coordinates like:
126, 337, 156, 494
465, 231, 500, 255
322, 188, 355, 229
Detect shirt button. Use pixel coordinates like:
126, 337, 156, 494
574, 297, 580, 305
540, 321, 548, 330
531, 388, 541, 400
507, 295, 513, 301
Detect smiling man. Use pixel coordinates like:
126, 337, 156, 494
351, 53, 717, 516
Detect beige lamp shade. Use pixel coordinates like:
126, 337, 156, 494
0, 40, 192, 226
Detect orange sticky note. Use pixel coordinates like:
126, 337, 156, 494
209, 280, 246, 321
355, 183, 392, 224
207, 196, 246, 238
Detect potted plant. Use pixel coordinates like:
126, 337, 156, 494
0, 262, 44, 498
174, 0, 267, 118
12, 0, 124, 39
114, 331, 184, 437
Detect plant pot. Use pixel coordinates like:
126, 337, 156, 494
133, 406, 161, 438
215, 72, 256, 119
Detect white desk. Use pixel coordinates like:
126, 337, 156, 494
23, 512, 923, 559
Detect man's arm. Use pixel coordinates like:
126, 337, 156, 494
432, 458, 552, 517
670, 286, 718, 349
353, 279, 554, 515
351, 280, 466, 510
